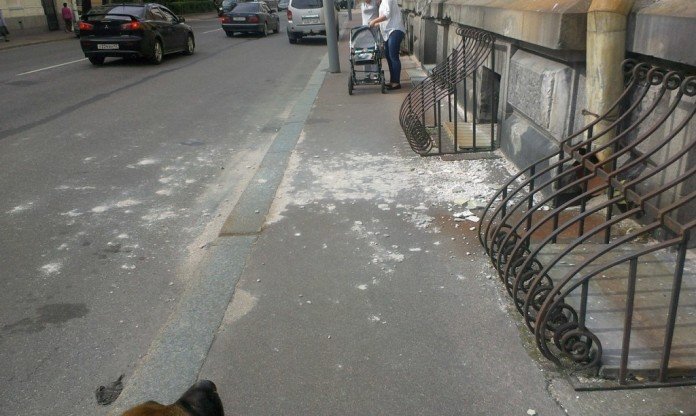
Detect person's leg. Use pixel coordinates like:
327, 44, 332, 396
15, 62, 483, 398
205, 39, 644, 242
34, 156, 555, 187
385, 30, 404, 85
383, 40, 394, 83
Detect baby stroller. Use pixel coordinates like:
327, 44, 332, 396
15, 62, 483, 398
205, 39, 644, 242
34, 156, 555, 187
348, 25, 386, 95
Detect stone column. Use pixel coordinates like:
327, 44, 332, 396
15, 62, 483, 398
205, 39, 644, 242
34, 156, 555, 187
585, 0, 634, 163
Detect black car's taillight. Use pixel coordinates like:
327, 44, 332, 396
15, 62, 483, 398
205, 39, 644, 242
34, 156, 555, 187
78, 21, 94, 31
248, 15, 259, 23
120, 21, 142, 31
221, 16, 231, 23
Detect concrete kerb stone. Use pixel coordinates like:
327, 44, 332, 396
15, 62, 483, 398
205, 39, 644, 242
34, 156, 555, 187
107, 236, 257, 415
106, 46, 331, 415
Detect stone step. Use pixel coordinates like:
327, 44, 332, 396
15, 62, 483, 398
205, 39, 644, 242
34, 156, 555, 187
535, 243, 696, 378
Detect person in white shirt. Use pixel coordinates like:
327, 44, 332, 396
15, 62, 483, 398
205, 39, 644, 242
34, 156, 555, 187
360, 0, 380, 78
368, 0, 405, 90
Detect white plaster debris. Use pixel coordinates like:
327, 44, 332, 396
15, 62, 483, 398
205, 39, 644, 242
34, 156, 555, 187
7, 203, 33, 214
358, 284, 368, 290
453, 210, 474, 218
117, 234, 129, 239
116, 199, 141, 208
57, 243, 69, 251
156, 189, 173, 196
136, 158, 159, 166
141, 211, 176, 222
121, 264, 136, 270
409, 248, 422, 252
377, 203, 391, 211
91, 205, 110, 213
368, 315, 381, 323
158, 176, 174, 184
55, 185, 96, 191
527, 410, 537, 416
40, 262, 62, 276
60, 209, 82, 217
268, 151, 505, 224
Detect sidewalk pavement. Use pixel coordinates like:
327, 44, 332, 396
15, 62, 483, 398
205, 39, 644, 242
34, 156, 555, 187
0, 28, 76, 51
192, 18, 696, 416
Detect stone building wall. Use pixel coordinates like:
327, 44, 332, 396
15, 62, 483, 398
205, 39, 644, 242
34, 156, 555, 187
400, 0, 695, 233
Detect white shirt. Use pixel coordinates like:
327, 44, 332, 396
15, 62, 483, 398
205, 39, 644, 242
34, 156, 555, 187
377, 0, 405, 41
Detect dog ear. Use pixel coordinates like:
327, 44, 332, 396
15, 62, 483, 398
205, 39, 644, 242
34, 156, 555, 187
175, 380, 224, 416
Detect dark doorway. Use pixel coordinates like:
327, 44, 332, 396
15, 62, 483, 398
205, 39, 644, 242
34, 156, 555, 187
41, 0, 60, 30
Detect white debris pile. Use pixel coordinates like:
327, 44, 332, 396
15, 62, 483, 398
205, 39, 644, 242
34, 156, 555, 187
268, 150, 517, 224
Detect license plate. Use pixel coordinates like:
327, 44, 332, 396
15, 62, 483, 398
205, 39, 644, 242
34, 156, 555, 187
302, 17, 320, 24
97, 44, 119, 50
233, 17, 246, 21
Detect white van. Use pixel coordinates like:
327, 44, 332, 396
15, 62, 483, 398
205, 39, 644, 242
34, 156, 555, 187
286, 0, 338, 44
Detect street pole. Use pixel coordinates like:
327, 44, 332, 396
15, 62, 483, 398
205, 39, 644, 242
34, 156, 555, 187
324, 0, 340, 72
347, 0, 352, 21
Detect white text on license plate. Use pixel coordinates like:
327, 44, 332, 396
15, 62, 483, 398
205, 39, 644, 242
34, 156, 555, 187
233, 17, 246, 21
97, 44, 119, 50
302, 17, 319, 24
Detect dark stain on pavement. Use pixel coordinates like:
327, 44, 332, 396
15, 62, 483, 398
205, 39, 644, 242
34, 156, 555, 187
2, 303, 89, 334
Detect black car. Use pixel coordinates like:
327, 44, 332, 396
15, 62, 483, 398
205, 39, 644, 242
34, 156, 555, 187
221, 1, 280, 37
78, 3, 195, 65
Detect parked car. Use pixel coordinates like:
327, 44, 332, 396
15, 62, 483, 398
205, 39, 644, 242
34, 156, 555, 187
218, 0, 238, 16
286, 0, 338, 44
278, 0, 289, 10
78, 3, 194, 65
221, 1, 280, 37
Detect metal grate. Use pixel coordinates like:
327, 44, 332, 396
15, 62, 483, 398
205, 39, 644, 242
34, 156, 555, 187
478, 60, 696, 389
399, 26, 497, 155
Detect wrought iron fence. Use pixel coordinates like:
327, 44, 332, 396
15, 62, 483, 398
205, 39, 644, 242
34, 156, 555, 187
399, 26, 497, 155
478, 60, 696, 389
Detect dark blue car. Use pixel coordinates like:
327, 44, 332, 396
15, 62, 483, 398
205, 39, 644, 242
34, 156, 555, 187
221, 1, 280, 37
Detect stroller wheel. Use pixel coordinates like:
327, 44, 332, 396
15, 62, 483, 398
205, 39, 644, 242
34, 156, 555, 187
381, 77, 387, 94
348, 76, 354, 95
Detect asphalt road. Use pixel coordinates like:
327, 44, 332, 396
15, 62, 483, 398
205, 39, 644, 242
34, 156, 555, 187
0, 14, 327, 415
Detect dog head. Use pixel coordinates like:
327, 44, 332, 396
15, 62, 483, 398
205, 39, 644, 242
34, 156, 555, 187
121, 380, 224, 416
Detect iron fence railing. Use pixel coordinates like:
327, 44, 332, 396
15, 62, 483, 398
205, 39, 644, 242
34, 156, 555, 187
399, 26, 497, 155
478, 60, 696, 389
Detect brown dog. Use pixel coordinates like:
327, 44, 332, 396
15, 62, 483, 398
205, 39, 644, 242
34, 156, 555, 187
121, 380, 224, 416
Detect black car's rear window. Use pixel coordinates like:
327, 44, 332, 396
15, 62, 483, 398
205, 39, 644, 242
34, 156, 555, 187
222, 0, 237, 8
86, 5, 145, 20
291, 0, 322, 8
233, 2, 260, 12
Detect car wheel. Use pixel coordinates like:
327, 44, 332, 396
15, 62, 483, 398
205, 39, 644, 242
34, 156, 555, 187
183, 34, 195, 55
150, 39, 163, 64
273, 19, 279, 33
261, 22, 269, 37
226, 31, 234, 37
348, 76, 353, 95
288, 35, 296, 44
88, 56, 105, 66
